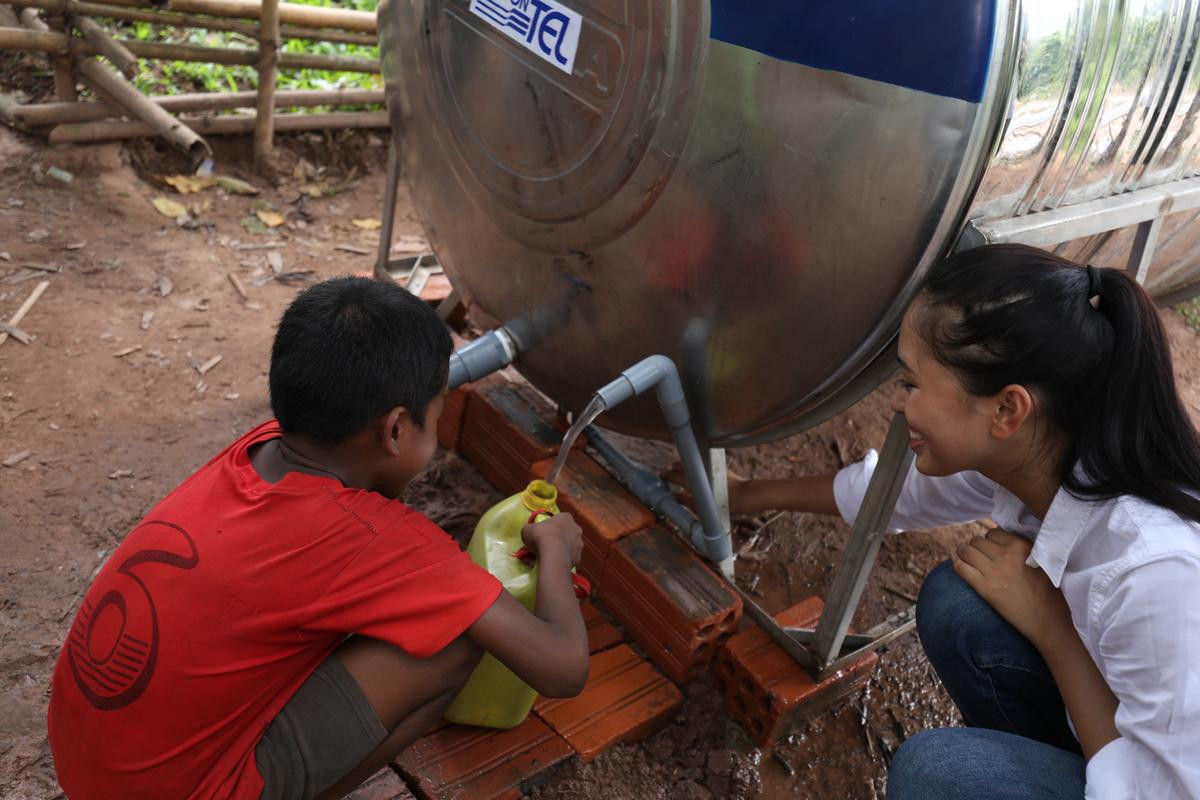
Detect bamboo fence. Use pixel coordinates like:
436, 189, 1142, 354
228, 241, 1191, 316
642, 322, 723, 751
0, 0, 385, 163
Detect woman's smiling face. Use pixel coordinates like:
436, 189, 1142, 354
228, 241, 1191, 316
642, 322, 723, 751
890, 307, 999, 477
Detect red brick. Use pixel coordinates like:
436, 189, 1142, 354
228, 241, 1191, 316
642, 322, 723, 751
716, 596, 878, 745
581, 601, 623, 653
530, 451, 655, 584
394, 716, 572, 800
438, 387, 471, 452
534, 644, 682, 762
599, 526, 742, 684
459, 381, 575, 496
345, 767, 416, 800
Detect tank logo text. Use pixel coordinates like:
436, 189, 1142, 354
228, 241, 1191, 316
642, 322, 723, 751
469, 0, 581, 74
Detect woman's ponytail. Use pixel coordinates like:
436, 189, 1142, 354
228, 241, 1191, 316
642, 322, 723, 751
917, 244, 1200, 523
1068, 268, 1200, 520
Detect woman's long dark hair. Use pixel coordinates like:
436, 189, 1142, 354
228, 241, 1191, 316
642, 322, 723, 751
914, 243, 1200, 522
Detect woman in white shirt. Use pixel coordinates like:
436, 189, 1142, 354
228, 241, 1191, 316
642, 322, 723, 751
711, 244, 1200, 799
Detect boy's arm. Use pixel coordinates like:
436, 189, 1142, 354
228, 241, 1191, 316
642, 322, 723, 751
465, 514, 590, 698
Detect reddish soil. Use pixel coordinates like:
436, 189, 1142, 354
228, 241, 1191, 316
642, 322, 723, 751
3, 124, 1199, 800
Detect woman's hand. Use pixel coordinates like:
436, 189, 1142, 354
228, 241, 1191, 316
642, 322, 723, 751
662, 464, 748, 512
952, 528, 1073, 648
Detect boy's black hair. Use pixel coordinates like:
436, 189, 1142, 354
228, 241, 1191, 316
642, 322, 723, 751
269, 276, 452, 443
915, 243, 1200, 522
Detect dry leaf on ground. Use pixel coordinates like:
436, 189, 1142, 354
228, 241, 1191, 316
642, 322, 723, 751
215, 176, 260, 195
255, 210, 286, 228
352, 218, 382, 231
163, 175, 216, 194
152, 197, 188, 219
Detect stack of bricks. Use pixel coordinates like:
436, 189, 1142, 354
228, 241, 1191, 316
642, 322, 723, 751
598, 526, 742, 684
392, 602, 681, 799
457, 380, 579, 496
716, 596, 878, 745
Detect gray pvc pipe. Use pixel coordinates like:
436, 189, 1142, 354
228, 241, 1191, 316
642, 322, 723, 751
583, 426, 707, 551
446, 327, 518, 391
593, 355, 732, 563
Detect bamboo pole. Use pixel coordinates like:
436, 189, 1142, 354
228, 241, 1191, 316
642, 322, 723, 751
74, 15, 137, 78
253, 0, 277, 163
0, 25, 52, 50
12, 88, 384, 126
10, 0, 376, 45
0, 26, 379, 71
46, 14, 78, 102
76, 56, 210, 158
49, 109, 388, 142
15, 8, 76, 101
13, 0, 377, 32
0, 281, 50, 348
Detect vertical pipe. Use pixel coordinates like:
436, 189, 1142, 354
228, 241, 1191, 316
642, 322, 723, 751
253, 0, 279, 164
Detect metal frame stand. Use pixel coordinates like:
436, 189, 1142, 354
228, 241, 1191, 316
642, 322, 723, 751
374, 140, 459, 319
960, 175, 1200, 287
727, 414, 916, 680
374, 140, 401, 282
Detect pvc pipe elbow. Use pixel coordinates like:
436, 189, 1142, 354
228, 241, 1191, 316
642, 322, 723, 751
446, 327, 518, 390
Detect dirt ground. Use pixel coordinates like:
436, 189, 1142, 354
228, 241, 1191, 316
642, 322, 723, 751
3, 123, 1200, 800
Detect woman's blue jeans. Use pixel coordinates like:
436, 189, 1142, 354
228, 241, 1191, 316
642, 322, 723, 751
886, 560, 1087, 799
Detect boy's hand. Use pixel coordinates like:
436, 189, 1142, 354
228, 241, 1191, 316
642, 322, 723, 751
521, 513, 583, 567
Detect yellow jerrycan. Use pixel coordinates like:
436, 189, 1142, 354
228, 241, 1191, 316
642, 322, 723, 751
443, 479, 559, 729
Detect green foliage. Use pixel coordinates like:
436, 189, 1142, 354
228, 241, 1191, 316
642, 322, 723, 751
126, 0, 380, 102
1178, 297, 1200, 334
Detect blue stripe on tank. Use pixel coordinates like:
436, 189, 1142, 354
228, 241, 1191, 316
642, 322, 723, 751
709, 0, 996, 103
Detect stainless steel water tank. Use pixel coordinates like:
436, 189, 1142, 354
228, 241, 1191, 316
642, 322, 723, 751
378, 0, 1200, 446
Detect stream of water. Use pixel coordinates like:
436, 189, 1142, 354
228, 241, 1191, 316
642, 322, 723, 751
544, 394, 606, 486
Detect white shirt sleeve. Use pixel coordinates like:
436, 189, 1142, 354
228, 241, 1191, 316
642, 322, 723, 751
832, 449, 997, 532
1086, 554, 1200, 800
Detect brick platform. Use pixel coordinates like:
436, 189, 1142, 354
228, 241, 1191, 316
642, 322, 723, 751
716, 596, 878, 745
394, 716, 572, 800
346, 767, 416, 800
599, 526, 742, 684
530, 450, 655, 584
533, 644, 681, 762
582, 601, 623, 653
459, 381, 575, 495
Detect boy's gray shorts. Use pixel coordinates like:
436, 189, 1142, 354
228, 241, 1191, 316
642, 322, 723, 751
256, 656, 389, 800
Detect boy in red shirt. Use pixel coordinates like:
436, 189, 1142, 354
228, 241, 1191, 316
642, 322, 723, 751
48, 277, 590, 799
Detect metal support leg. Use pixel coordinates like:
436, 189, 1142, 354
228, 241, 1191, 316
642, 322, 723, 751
374, 140, 401, 281
1126, 216, 1162, 286
706, 447, 735, 578
706, 448, 732, 536
809, 413, 914, 676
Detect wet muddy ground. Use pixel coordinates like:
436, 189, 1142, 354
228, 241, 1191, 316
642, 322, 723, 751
3, 123, 1200, 800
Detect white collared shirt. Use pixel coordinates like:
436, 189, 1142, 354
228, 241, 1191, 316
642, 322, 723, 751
834, 451, 1200, 800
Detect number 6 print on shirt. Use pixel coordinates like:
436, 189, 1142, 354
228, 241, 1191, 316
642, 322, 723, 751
67, 520, 199, 711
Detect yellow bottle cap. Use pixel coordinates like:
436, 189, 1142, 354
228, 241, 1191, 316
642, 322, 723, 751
521, 480, 558, 513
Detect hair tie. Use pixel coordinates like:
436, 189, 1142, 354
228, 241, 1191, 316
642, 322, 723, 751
1086, 265, 1102, 309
